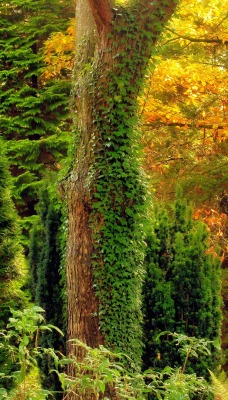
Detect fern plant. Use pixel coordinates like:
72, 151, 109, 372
0, 306, 63, 400
209, 370, 228, 400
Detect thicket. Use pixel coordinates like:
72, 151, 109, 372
0, 0, 74, 235
0, 306, 63, 400
29, 186, 66, 396
143, 197, 222, 380
0, 0, 74, 391
0, 140, 28, 388
0, 307, 216, 400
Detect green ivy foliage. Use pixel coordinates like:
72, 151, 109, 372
71, 3, 180, 371
143, 197, 222, 379
80, 8, 162, 370
0, 0, 73, 227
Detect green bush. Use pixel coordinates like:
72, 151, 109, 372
0, 142, 28, 387
0, 306, 63, 400
0, 306, 214, 400
143, 197, 222, 379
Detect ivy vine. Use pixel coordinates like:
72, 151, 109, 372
86, 7, 158, 370
72, 1, 179, 370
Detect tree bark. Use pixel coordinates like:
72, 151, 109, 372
66, 0, 103, 365
65, 1, 178, 398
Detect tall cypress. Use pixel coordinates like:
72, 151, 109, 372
143, 198, 222, 377
143, 214, 176, 370
29, 186, 66, 396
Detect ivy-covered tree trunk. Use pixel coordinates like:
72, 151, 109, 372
65, 1, 178, 394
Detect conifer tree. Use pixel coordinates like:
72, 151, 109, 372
143, 198, 222, 377
29, 186, 65, 396
143, 215, 176, 370
0, 0, 74, 225
0, 139, 28, 387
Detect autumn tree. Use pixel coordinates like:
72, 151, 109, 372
64, 1, 179, 398
140, 0, 228, 204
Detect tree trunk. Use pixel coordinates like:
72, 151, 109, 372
66, 1, 104, 385
65, 1, 178, 398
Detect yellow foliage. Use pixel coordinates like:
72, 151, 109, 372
9, 367, 44, 400
141, 0, 228, 131
142, 59, 228, 130
42, 19, 75, 81
140, 0, 228, 201
209, 370, 228, 400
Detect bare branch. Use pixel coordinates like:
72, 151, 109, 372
166, 27, 228, 45
144, 121, 228, 130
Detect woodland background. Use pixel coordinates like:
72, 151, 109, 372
0, 0, 227, 399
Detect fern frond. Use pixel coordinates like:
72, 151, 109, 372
209, 370, 228, 400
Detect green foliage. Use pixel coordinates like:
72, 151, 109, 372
0, 146, 20, 283
0, 141, 28, 386
0, 308, 214, 400
54, 335, 212, 400
0, 0, 73, 233
84, 8, 155, 370
143, 196, 222, 379
221, 261, 228, 370
0, 306, 63, 400
155, 367, 210, 400
29, 185, 66, 395
55, 339, 147, 399
209, 370, 228, 400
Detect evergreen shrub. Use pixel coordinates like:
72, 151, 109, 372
0, 140, 28, 388
143, 197, 222, 380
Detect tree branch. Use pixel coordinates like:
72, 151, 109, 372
166, 27, 228, 45
144, 121, 228, 130
88, 0, 113, 36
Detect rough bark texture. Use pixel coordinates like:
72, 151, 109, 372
67, 185, 103, 353
65, 1, 179, 398
88, 0, 113, 36
66, 0, 102, 359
